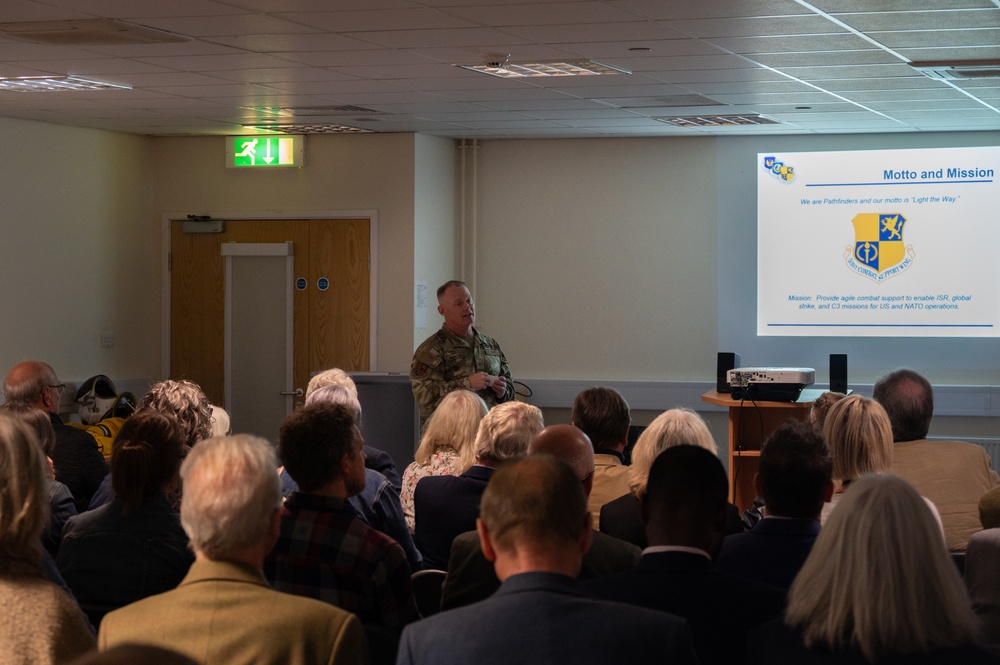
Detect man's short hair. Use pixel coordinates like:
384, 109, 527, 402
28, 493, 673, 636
758, 420, 832, 519
3, 361, 56, 404
180, 434, 281, 560
571, 387, 630, 451
279, 402, 359, 492
479, 455, 587, 553
436, 280, 468, 300
644, 445, 728, 523
305, 368, 358, 400
139, 379, 212, 447
474, 401, 544, 465
872, 368, 934, 442
304, 384, 362, 421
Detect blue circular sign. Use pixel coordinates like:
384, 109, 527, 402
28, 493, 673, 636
317, 277, 330, 291
295, 278, 307, 291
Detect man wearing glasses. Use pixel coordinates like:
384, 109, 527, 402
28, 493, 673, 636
4, 360, 108, 511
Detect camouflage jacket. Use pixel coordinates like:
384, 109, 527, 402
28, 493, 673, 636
410, 324, 514, 420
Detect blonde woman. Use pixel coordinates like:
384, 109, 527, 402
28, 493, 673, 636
820, 394, 893, 523
0, 414, 95, 663
600, 408, 740, 548
751, 474, 991, 664
401, 390, 487, 532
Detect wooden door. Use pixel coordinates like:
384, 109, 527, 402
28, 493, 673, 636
170, 219, 370, 410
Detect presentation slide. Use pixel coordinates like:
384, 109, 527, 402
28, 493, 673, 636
757, 146, 1000, 337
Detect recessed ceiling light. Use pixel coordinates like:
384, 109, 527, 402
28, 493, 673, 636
653, 114, 780, 127
243, 123, 373, 134
458, 59, 630, 78
0, 75, 131, 92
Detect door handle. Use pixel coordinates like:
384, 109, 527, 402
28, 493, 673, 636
280, 389, 304, 397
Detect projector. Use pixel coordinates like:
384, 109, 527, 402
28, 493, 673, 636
727, 367, 816, 402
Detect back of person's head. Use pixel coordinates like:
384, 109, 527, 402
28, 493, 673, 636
643, 445, 728, 541
474, 401, 544, 465
415, 389, 487, 471
528, 424, 595, 482
629, 407, 717, 496
0, 414, 49, 572
2, 360, 56, 404
787, 474, 977, 661
823, 394, 893, 481
111, 410, 186, 515
179, 434, 281, 560
0, 402, 56, 457
305, 367, 358, 400
279, 402, 359, 492
209, 405, 231, 438
809, 391, 847, 431
479, 455, 587, 553
872, 368, 934, 442
139, 379, 212, 447
759, 420, 832, 519
304, 384, 362, 422
980, 486, 1000, 530
571, 387, 630, 451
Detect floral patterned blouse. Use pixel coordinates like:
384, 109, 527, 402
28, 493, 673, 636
401, 449, 462, 533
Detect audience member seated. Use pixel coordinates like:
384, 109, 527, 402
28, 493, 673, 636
265, 402, 418, 631
820, 394, 894, 523
99, 434, 368, 665
413, 401, 542, 569
750, 474, 995, 664
441, 424, 641, 609
587, 445, 785, 665
4, 360, 107, 512
808, 390, 847, 431
401, 390, 487, 533
965, 527, 1000, 653
874, 368, 999, 551
0, 414, 95, 663
716, 420, 833, 590
57, 410, 194, 627
600, 407, 742, 548
571, 386, 633, 523
306, 367, 401, 489
1, 402, 77, 557
398, 455, 697, 665
88, 379, 214, 509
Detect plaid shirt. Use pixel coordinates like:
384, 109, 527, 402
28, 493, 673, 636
264, 492, 418, 630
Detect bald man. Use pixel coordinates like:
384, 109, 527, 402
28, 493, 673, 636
440, 424, 641, 610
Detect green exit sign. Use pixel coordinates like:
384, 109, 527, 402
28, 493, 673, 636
227, 135, 303, 168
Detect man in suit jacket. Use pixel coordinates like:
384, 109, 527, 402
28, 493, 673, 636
398, 456, 697, 665
413, 401, 543, 569
585, 445, 785, 665
716, 420, 833, 590
874, 368, 1000, 551
99, 434, 368, 665
441, 424, 640, 609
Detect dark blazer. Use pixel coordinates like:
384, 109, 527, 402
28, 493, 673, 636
584, 550, 786, 665
441, 528, 641, 610
50, 413, 108, 513
599, 493, 745, 549
413, 465, 494, 570
398, 571, 698, 665
364, 445, 402, 491
715, 517, 821, 590
748, 619, 1000, 665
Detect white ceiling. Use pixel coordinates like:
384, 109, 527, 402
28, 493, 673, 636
0, 0, 999, 138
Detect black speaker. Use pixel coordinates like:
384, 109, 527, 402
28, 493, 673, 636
717, 352, 741, 393
830, 353, 848, 393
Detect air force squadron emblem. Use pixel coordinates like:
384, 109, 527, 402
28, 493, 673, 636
844, 213, 915, 283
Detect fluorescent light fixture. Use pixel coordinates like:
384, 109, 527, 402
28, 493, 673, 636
654, 114, 779, 127
910, 60, 1000, 80
0, 75, 131, 92
458, 60, 630, 78
242, 123, 373, 134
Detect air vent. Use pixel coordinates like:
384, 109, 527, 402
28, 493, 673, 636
653, 114, 780, 127
457, 59, 630, 78
910, 60, 1000, 80
0, 19, 190, 45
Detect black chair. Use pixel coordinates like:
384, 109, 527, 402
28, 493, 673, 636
411, 569, 447, 618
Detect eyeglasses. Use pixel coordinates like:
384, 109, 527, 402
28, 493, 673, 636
48, 384, 66, 395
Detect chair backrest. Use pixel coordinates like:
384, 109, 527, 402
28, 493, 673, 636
411, 569, 447, 618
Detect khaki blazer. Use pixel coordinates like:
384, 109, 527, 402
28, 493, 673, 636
99, 559, 369, 665
587, 453, 631, 524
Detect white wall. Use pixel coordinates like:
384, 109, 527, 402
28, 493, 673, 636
0, 117, 157, 389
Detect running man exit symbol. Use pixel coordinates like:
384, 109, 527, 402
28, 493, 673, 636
231, 136, 299, 167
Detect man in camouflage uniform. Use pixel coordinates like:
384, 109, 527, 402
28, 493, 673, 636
410, 280, 514, 421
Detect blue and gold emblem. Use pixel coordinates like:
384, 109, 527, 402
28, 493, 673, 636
762, 155, 794, 182
844, 213, 914, 282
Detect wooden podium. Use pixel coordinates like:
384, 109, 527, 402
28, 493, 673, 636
702, 390, 819, 511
